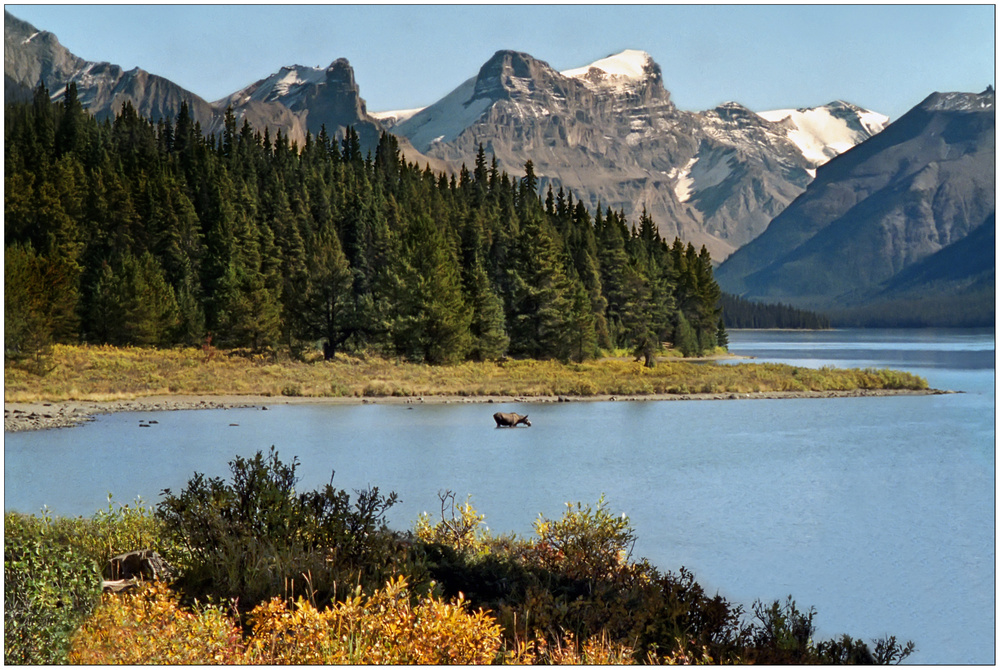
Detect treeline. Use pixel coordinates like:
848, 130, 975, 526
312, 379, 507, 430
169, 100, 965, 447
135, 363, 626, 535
5, 84, 726, 366
720, 293, 830, 329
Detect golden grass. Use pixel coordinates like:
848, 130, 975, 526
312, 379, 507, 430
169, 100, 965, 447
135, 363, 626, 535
3, 344, 928, 403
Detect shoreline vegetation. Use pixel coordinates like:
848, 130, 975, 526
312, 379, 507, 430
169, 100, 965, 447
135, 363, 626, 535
5, 448, 918, 664
5, 344, 938, 432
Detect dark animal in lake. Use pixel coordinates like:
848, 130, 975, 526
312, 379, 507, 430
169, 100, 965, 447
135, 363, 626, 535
494, 412, 531, 427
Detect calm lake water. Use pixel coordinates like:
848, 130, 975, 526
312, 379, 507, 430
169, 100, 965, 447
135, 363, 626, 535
4, 328, 995, 663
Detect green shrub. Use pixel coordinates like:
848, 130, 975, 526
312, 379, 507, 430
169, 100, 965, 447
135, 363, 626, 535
4, 510, 102, 664
155, 447, 405, 617
75, 493, 167, 569
740, 597, 915, 664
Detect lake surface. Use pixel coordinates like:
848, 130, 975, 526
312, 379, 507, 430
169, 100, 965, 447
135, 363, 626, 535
4, 328, 994, 663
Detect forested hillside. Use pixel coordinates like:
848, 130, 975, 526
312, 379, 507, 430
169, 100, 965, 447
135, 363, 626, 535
5, 84, 726, 365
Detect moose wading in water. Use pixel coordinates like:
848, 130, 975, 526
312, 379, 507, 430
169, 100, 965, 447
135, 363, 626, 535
494, 412, 531, 427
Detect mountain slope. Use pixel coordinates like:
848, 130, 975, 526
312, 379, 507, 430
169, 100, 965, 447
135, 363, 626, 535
715, 87, 995, 325
5, 10, 220, 128
826, 215, 995, 328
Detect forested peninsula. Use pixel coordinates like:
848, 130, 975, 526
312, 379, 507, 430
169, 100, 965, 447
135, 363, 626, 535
5, 85, 935, 416
6, 84, 729, 366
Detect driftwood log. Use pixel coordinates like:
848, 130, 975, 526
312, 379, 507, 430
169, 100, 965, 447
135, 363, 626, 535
101, 549, 172, 593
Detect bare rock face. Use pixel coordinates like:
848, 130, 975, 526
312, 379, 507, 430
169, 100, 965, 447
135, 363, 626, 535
4, 11, 84, 95
4, 10, 218, 129
218, 58, 381, 149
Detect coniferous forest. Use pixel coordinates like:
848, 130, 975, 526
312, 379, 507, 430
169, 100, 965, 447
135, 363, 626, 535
719, 294, 831, 330
5, 84, 729, 365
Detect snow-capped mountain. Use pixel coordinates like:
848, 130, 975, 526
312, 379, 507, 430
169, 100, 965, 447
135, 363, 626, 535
369, 107, 423, 130
561, 48, 662, 94
387, 49, 888, 259
215, 58, 383, 149
6, 9, 890, 260
222, 64, 331, 111
716, 87, 994, 325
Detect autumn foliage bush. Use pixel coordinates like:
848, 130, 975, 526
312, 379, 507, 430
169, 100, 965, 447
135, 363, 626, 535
69, 582, 244, 664
246, 576, 502, 664
69, 577, 502, 664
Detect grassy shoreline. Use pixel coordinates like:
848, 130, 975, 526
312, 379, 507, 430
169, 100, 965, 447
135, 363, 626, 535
5, 344, 930, 405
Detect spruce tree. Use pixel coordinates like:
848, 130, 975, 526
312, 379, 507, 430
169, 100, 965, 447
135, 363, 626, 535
391, 213, 472, 364
294, 226, 355, 359
716, 315, 729, 350
507, 215, 579, 360
4, 244, 78, 360
86, 251, 179, 346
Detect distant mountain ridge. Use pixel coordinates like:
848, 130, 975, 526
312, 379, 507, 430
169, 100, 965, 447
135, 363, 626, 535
715, 87, 995, 326
5, 11, 887, 260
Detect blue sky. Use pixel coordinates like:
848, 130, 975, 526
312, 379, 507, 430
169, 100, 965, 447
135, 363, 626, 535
6, 4, 995, 121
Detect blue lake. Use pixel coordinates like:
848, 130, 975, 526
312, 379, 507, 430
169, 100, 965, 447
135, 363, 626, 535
4, 328, 995, 663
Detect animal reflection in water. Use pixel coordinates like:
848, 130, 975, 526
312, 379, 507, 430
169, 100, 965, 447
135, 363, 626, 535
493, 412, 531, 427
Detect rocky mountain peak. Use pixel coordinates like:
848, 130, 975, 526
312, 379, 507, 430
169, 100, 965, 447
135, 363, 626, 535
706, 101, 759, 122
5, 11, 85, 97
325, 58, 356, 86
919, 88, 995, 112
471, 49, 564, 102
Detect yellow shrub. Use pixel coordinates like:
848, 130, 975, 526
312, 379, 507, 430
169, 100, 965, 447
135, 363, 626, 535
246, 576, 502, 664
68, 582, 244, 664
71, 578, 502, 665
414, 493, 490, 553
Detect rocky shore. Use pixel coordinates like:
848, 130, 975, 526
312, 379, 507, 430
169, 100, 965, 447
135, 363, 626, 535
4, 388, 949, 433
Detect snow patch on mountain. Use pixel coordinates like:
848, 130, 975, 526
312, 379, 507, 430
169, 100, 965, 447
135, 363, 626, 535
561, 49, 654, 92
670, 152, 737, 204
250, 65, 327, 106
393, 76, 493, 150
271, 66, 326, 98
672, 157, 697, 202
921, 89, 995, 112
370, 107, 424, 128
757, 103, 889, 166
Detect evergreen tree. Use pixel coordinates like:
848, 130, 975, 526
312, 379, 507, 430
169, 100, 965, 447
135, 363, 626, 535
507, 215, 581, 360
86, 251, 179, 347
391, 213, 472, 364
4, 244, 79, 360
673, 311, 700, 358
465, 259, 509, 362
716, 315, 729, 350
294, 226, 355, 359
